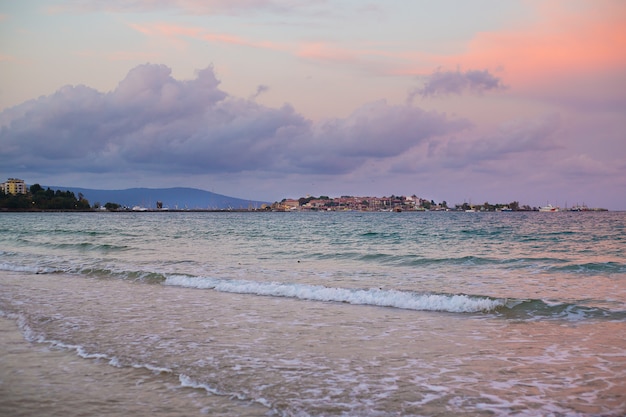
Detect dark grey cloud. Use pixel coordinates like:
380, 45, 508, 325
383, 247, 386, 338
0, 63, 471, 179
409, 68, 506, 101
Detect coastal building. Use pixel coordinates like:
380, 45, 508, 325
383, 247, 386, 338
281, 199, 300, 210
1, 178, 27, 195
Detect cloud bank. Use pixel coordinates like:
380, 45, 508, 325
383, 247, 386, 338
0, 64, 470, 179
1, 63, 620, 209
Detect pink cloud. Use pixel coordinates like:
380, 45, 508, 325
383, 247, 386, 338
71, 48, 161, 63
296, 42, 359, 64
293, 42, 444, 80
381, 1, 626, 107
129, 22, 431, 76
130, 22, 288, 52
107, 51, 162, 62
48, 0, 302, 15
139, 24, 204, 40
130, 22, 407, 77
170, 0, 302, 15
0, 54, 17, 63
444, 1, 626, 90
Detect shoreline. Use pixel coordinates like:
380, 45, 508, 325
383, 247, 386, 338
0, 316, 266, 417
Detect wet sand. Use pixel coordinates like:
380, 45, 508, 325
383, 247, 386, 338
0, 317, 266, 417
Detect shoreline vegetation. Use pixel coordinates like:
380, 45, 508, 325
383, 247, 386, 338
0, 183, 608, 212
1, 184, 91, 211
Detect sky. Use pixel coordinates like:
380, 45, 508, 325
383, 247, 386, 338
1, 0, 625, 209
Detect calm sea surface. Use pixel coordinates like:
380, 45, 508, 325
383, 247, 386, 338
1, 211, 625, 416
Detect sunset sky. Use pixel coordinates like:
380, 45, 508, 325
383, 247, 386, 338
1, 0, 625, 209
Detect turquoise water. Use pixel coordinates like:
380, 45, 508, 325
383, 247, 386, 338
1, 211, 625, 415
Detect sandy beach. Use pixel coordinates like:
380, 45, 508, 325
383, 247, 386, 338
0, 316, 265, 417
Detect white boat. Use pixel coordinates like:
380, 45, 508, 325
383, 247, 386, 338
539, 204, 559, 212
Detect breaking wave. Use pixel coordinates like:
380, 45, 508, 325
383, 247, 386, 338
0, 261, 166, 283
547, 261, 626, 274
0, 261, 63, 275
495, 299, 626, 322
78, 267, 167, 283
164, 275, 626, 321
164, 275, 507, 313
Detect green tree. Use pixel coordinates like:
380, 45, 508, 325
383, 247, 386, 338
30, 184, 43, 194
104, 202, 121, 211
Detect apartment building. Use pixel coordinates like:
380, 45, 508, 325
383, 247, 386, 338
1, 178, 28, 195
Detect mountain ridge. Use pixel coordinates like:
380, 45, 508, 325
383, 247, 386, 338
44, 186, 270, 210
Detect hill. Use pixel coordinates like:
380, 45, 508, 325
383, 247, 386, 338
44, 186, 269, 210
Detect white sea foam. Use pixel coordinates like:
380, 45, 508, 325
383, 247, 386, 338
179, 374, 281, 415
0, 262, 59, 274
1, 309, 173, 379
133, 363, 172, 374
108, 357, 123, 367
179, 374, 225, 396
3, 311, 113, 367
164, 275, 505, 313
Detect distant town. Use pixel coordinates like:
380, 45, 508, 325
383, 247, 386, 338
272, 195, 607, 212
1, 178, 608, 212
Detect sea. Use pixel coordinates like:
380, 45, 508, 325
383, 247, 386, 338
0, 210, 624, 416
